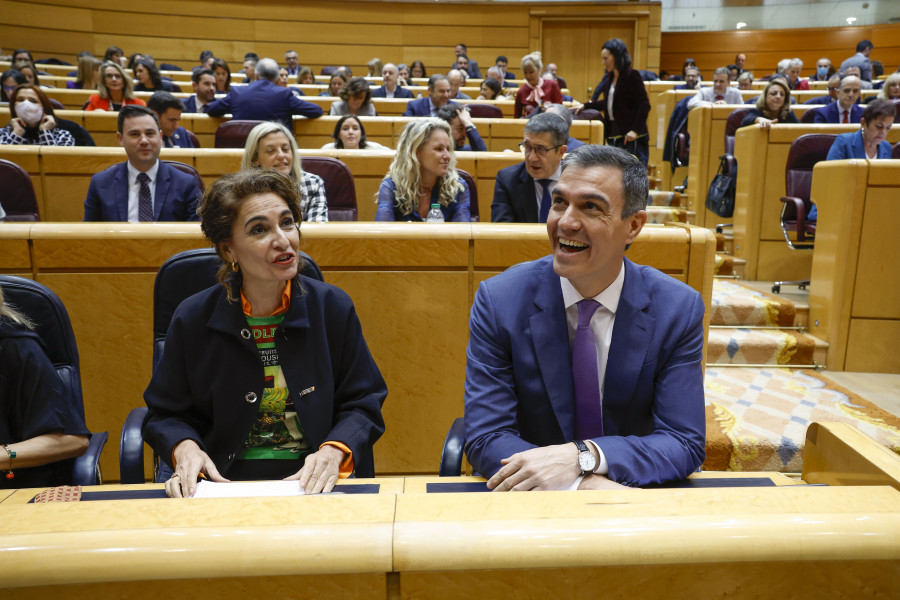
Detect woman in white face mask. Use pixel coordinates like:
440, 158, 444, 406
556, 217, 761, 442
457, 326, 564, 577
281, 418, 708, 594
0, 84, 75, 146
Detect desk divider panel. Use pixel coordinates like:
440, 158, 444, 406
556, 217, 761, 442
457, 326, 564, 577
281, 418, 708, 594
808, 160, 900, 373
733, 124, 900, 282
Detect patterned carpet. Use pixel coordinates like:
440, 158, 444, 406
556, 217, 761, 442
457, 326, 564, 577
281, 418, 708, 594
711, 279, 796, 327
703, 367, 900, 472
707, 328, 817, 365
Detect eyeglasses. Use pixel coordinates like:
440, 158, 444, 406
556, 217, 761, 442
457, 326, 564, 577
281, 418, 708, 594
105, 73, 123, 80
519, 142, 561, 157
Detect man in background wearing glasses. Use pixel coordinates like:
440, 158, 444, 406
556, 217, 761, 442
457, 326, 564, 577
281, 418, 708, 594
491, 113, 568, 222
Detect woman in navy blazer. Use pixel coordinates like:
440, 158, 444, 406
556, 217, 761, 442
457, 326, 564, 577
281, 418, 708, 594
143, 170, 386, 497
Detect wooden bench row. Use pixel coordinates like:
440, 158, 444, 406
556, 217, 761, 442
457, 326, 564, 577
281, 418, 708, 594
0, 222, 716, 479
0, 146, 541, 223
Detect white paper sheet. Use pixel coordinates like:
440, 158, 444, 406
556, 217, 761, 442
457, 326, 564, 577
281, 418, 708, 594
191, 479, 305, 498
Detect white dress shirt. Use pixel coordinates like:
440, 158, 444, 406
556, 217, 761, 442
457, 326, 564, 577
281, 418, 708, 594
126, 160, 159, 223
560, 261, 626, 485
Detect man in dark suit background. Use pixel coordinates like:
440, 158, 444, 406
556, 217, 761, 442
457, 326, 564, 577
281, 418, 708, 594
812, 75, 863, 123
402, 74, 455, 117
466, 145, 706, 490
371, 63, 414, 99
206, 58, 323, 129
437, 104, 487, 151
83, 105, 201, 222
452, 43, 481, 79
182, 68, 216, 113
491, 113, 568, 223
147, 92, 195, 149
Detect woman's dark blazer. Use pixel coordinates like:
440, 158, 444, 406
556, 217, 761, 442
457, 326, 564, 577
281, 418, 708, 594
142, 276, 387, 476
585, 68, 651, 137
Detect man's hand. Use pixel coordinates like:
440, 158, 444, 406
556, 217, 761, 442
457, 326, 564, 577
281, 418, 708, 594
624, 130, 638, 143
487, 443, 580, 491
578, 474, 632, 490
457, 106, 474, 128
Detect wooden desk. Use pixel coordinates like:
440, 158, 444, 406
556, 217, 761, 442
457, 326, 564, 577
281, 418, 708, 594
2, 424, 899, 599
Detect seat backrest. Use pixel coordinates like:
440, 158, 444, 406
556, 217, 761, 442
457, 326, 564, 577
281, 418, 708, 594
467, 103, 503, 119
457, 168, 479, 222
893, 141, 900, 159
724, 108, 751, 155
784, 133, 838, 203
162, 160, 205, 192
799, 107, 820, 123
573, 108, 602, 121
301, 156, 358, 221
0, 159, 39, 221
49, 98, 65, 111
320, 66, 338, 76
185, 129, 201, 148
0, 276, 84, 421
153, 248, 323, 368
169, 82, 182, 93
214, 120, 267, 149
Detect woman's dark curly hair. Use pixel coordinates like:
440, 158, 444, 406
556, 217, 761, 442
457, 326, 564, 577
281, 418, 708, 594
198, 170, 304, 301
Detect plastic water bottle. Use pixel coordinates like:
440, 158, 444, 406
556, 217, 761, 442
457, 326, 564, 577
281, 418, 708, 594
425, 203, 444, 223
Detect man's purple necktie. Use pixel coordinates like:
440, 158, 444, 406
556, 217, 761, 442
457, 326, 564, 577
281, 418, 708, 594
573, 299, 604, 439
137, 172, 153, 222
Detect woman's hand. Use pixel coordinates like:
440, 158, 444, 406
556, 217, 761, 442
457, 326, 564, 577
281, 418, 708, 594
624, 130, 638, 143
165, 439, 229, 498
572, 102, 585, 114
39, 115, 56, 131
10, 118, 26, 137
285, 445, 346, 494
755, 117, 777, 129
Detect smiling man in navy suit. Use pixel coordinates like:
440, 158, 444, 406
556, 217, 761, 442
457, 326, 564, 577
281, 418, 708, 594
466, 144, 706, 490
83, 105, 201, 222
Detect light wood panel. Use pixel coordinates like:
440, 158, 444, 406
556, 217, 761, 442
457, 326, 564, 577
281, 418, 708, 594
0, 1, 656, 84
661, 24, 900, 81
807, 160, 900, 373
732, 124, 900, 282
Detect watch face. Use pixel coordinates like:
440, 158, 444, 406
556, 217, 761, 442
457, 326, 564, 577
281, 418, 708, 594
578, 451, 595, 472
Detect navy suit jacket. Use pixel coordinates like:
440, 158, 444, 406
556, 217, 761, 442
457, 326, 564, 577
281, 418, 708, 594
181, 95, 208, 114
83, 161, 201, 222
491, 161, 538, 223
206, 79, 323, 129
464, 256, 707, 486
812, 102, 864, 124
371, 85, 414, 99
164, 126, 195, 149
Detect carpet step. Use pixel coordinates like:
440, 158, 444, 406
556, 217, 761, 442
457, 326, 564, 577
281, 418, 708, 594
711, 279, 794, 326
645, 206, 689, 224
714, 255, 745, 278
706, 327, 828, 366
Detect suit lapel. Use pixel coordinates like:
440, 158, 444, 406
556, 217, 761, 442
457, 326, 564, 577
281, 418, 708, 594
113, 163, 129, 221
529, 260, 575, 437
604, 260, 653, 413
517, 165, 538, 223
153, 161, 169, 221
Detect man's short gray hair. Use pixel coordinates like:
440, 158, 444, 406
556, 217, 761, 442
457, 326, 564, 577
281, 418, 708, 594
523, 112, 568, 146
713, 66, 731, 78
256, 58, 279, 81
543, 104, 573, 128
561, 145, 648, 218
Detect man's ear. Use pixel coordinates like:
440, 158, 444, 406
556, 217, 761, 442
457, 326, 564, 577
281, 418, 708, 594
625, 210, 647, 246
116, 131, 124, 147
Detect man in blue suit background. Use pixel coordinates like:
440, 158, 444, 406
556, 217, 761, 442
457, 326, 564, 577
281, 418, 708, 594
371, 63, 414, 99
466, 145, 706, 490
812, 75, 863, 124
206, 58, 323, 129
403, 74, 455, 117
83, 105, 201, 222
147, 92, 196, 149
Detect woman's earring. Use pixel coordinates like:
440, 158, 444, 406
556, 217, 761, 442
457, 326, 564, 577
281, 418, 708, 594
231, 261, 239, 272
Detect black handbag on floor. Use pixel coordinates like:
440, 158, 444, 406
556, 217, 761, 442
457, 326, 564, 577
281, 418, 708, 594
706, 154, 736, 218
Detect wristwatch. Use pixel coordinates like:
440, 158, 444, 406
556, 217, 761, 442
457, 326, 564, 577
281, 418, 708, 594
574, 440, 597, 476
